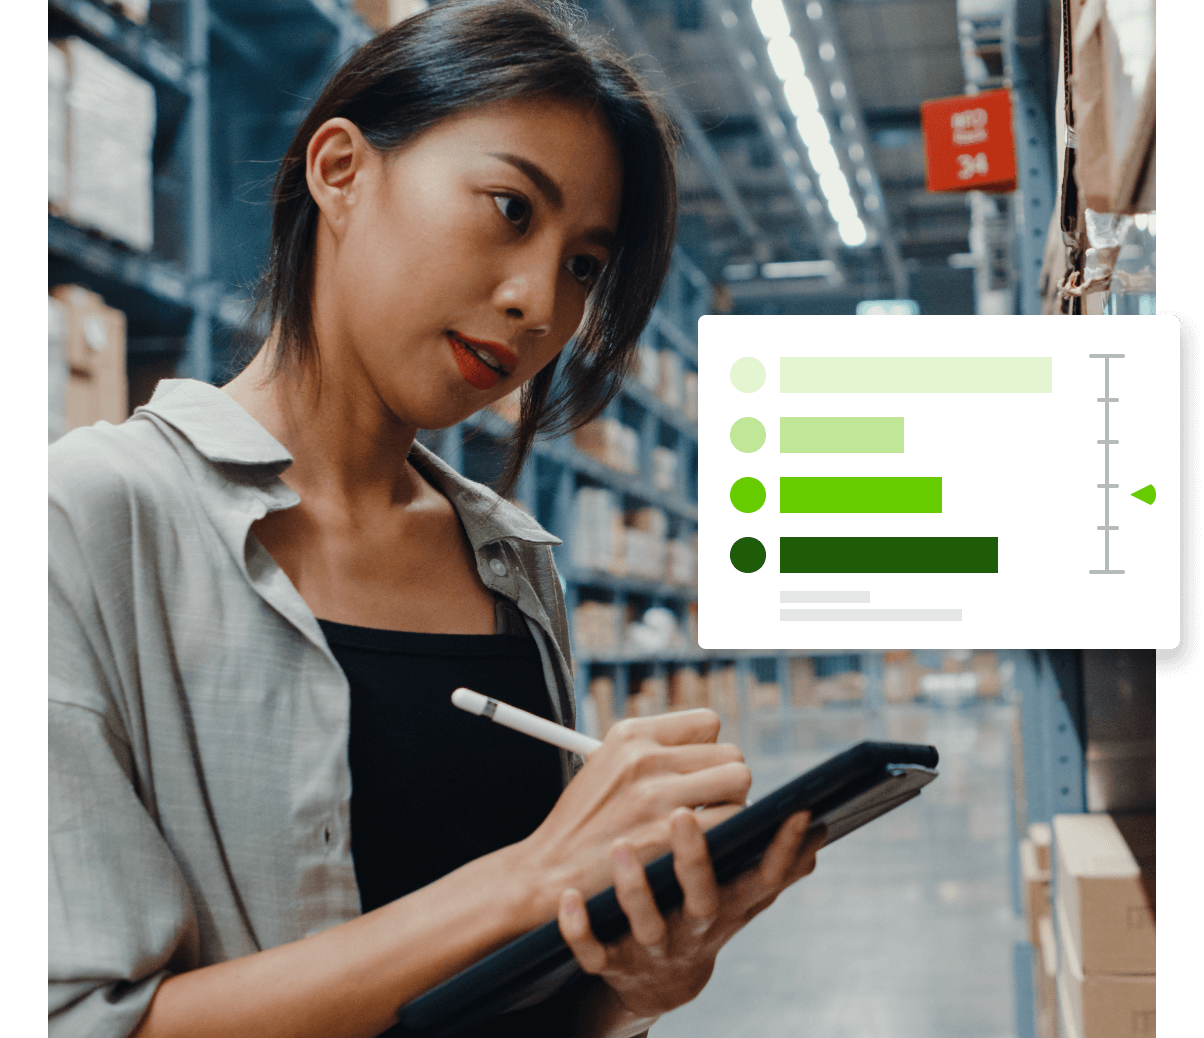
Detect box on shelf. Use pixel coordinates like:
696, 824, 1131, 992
59, 37, 156, 251
789, 656, 817, 707
748, 679, 781, 713
664, 536, 697, 586
49, 42, 68, 208
651, 445, 677, 493
706, 665, 739, 717
52, 285, 128, 433
571, 487, 625, 575
623, 507, 667, 581
669, 667, 705, 710
1030, 821, 1053, 872
573, 417, 639, 474
682, 370, 698, 422
1034, 915, 1060, 1038
1021, 836, 1053, 948
971, 650, 1003, 695
1056, 894, 1155, 1038
657, 349, 683, 410
588, 675, 616, 736
354, 0, 428, 30
1052, 813, 1155, 976
573, 601, 620, 654
813, 670, 865, 704
627, 676, 668, 718
684, 601, 698, 647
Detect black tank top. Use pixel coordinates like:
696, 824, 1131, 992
318, 600, 575, 1035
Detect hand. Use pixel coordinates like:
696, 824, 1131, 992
557, 806, 826, 1018
520, 711, 752, 915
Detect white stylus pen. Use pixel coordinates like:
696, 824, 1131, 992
451, 687, 603, 756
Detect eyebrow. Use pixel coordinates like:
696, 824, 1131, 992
487, 151, 617, 253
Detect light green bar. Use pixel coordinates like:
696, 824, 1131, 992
780, 357, 1052, 393
781, 417, 903, 453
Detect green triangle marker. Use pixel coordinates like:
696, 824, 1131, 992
1131, 484, 1156, 505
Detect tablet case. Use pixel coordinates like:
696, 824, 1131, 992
398, 740, 939, 1036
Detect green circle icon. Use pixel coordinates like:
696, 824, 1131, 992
730, 477, 766, 513
729, 417, 766, 453
730, 357, 767, 393
730, 537, 767, 573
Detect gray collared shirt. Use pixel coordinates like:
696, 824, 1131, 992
49, 379, 580, 1037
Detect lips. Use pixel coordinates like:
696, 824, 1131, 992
447, 332, 518, 391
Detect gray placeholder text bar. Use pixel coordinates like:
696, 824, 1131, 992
780, 609, 963, 621
780, 590, 872, 603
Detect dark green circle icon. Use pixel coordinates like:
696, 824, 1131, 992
729, 417, 766, 453
730, 477, 766, 513
730, 537, 767, 573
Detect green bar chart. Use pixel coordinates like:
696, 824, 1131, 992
780, 356, 1053, 394
698, 315, 1181, 649
780, 417, 904, 453
780, 477, 942, 513
779, 536, 997, 572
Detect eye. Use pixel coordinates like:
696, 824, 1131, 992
567, 254, 601, 285
493, 194, 530, 227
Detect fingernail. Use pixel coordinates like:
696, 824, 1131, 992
613, 844, 635, 869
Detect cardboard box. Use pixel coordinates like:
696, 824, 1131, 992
573, 418, 638, 474
1056, 894, 1155, 1038
588, 675, 615, 736
789, 656, 816, 707
669, 667, 705, 710
354, 0, 427, 30
747, 679, 781, 713
814, 670, 865, 704
657, 350, 683, 409
1034, 914, 1060, 1038
1021, 837, 1053, 948
52, 285, 128, 431
573, 601, 620, 654
651, 445, 677, 493
1030, 822, 1053, 872
1052, 813, 1155, 975
682, 371, 698, 422
627, 676, 667, 718
971, 650, 1002, 695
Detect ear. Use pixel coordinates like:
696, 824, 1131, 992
305, 118, 375, 237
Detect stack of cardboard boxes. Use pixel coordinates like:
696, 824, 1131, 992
570, 488, 696, 587
572, 601, 620, 655
1021, 823, 1058, 1038
49, 285, 128, 441
1051, 814, 1155, 1038
573, 418, 640, 474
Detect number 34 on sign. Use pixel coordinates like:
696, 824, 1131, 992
921, 88, 1017, 193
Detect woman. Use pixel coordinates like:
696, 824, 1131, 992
48, 3, 824, 1036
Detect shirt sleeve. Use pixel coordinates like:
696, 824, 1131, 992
49, 483, 199, 1037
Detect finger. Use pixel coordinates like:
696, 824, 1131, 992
694, 802, 744, 832
611, 842, 668, 952
757, 810, 813, 888
669, 808, 719, 928
558, 888, 609, 974
646, 760, 753, 816
610, 709, 722, 746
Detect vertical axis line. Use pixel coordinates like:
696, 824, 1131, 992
1090, 353, 1124, 575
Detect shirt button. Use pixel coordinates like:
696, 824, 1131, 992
489, 559, 508, 577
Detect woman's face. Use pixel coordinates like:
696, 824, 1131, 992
316, 99, 623, 431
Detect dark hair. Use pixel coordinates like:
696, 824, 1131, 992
253, 0, 679, 496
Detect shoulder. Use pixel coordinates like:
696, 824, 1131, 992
49, 414, 191, 539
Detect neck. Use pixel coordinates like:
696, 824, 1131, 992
222, 339, 425, 510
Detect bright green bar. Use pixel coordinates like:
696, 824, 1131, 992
780, 356, 1052, 393
780, 416, 903, 453
780, 477, 942, 513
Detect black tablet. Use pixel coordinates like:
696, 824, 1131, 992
398, 740, 939, 1037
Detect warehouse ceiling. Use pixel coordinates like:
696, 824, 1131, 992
577, 0, 975, 312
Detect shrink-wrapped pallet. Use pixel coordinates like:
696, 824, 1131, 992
61, 37, 156, 250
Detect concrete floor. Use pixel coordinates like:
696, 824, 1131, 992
652, 700, 1019, 1038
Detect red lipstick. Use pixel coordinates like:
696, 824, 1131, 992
447, 332, 517, 391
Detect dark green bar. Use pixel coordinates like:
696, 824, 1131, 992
780, 477, 942, 512
780, 537, 998, 573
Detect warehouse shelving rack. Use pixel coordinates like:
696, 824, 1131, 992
48, 0, 859, 727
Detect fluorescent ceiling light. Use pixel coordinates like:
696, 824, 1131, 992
761, 260, 837, 279
767, 36, 806, 80
806, 2, 823, 20
751, 0, 792, 38
783, 77, 820, 116
829, 80, 847, 100
782, 147, 800, 165
793, 173, 812, 192
848, 142, 865, 162
855, 167, 873, 186
720, 8, 738, 29
864, 193, 881, 211
947, 252, 978, 268
796, 111, 831, 146
819, 41, 835, 61
837, 219, 868, 246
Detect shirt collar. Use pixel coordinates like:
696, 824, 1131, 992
136, 378, 560, 548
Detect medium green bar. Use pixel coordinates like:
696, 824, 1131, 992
780, 537, 998, 573
780, 357, 1052, 393
780, 416, 903, 453
780, 477, 942, 512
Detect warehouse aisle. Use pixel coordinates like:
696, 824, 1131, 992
654, 700, 1017, 1038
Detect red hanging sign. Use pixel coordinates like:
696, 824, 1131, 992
920, 88, 1017, 193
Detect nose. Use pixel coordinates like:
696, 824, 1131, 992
492, 249, 559, 335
